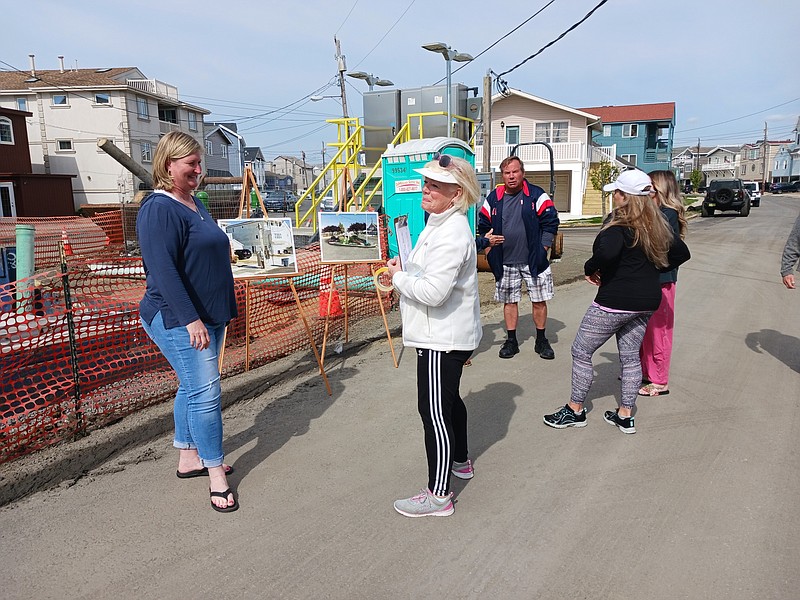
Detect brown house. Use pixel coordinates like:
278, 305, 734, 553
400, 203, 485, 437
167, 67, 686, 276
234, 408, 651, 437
0, 106, 75, 217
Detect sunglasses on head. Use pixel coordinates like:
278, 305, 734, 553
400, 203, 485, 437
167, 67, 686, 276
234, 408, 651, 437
432, 152, 452, 168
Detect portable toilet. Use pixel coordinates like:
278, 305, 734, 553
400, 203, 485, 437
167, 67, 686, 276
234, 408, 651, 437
381, 137, 476, 257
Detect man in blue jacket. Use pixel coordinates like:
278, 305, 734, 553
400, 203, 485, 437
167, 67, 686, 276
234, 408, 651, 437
477, 156, 560, 359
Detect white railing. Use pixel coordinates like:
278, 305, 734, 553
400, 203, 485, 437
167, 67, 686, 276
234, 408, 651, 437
591, 145, 617, 163
702, 162, 740, 173
127, 79, 179, 100
475, 142, 586, 168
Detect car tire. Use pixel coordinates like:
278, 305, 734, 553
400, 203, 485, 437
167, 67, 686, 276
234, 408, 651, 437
739, 200, 750, 217
701, 204, 713, 217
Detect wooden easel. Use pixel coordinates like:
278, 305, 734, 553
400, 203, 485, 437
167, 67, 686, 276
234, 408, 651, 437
216, 170, 332, 395
319, 262, 398, 369
238, 165, 267, 218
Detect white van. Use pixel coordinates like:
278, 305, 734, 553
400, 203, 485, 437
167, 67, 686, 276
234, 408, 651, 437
742, 181, 761, 207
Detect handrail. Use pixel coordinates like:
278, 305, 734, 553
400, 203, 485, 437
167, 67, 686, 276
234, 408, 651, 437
295, 123, 362, 229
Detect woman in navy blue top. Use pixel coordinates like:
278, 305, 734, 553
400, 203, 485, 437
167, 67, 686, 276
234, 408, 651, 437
137, 131, 239, 513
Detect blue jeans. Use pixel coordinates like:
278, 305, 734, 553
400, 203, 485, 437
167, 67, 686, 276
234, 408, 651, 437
141, 312, 226, 467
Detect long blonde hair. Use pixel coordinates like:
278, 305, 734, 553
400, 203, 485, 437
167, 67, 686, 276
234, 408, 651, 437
604, 191, 675, 269
649, 170, 688, 239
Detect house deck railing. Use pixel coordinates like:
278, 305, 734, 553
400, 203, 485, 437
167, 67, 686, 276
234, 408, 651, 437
127, 79, 179, 100
475, 142, 587, 169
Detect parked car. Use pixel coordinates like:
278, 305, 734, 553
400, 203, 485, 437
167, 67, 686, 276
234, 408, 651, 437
770, 181, 800, 194
263, 190, 296, 212
320, 191, 336, 211
702, 178, 750, 217
742, 181, 761, 207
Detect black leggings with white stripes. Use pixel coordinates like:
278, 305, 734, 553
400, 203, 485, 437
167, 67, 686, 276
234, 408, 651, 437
416, 348, 472, 497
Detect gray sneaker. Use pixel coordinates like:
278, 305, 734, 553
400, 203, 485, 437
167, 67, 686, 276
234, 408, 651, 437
394, 489, 454, 518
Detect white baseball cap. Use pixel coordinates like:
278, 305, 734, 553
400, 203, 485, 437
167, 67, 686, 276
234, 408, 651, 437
603, 169, 653, 196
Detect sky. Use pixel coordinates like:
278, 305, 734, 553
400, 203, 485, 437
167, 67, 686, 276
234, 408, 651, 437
3, 0, 799, 165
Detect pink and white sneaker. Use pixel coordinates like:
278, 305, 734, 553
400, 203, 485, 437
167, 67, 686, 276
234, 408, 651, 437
451, 459, 474, 480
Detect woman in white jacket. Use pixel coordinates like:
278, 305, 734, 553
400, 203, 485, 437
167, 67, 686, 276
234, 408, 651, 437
387, 154, 482, 518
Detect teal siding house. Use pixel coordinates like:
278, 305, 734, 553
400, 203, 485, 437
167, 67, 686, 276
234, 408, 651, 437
578, 102, 676, 172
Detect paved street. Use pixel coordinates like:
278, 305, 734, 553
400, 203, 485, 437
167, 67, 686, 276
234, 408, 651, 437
2, 196, 799, 599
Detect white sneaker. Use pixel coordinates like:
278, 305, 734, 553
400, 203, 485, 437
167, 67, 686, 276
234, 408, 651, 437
393, 489, 454, 518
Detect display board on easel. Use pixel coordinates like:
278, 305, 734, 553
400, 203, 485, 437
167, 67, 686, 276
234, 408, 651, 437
215, 167, 332, 394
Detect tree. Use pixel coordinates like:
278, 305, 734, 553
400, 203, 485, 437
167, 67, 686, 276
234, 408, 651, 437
690, 169, 703, 192
589, 161, 621, 216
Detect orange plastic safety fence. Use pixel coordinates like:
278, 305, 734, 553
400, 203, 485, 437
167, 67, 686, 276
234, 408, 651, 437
1, 212, 395, 463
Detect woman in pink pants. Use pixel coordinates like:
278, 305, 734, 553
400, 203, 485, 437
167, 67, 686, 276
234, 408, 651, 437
639, 170, 688, 396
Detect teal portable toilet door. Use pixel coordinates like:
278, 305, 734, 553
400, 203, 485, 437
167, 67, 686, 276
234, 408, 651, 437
381, 137, 476, 258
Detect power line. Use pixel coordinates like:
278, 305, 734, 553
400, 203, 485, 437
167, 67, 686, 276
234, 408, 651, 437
350, 0, 418, 69
676, 97, 800, 133
496, 0, 610, 80
444, 0, 557, 82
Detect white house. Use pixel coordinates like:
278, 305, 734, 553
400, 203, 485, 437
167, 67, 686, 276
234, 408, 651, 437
0, 56, 210, 209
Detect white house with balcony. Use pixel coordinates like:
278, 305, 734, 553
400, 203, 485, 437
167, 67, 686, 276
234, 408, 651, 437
0, 56, 209, 209
702, 146, 741, 181
474, 89, 614, 219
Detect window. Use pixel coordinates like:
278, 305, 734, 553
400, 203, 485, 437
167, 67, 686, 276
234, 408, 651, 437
141, 141, 152, 163
56, 139, 74, 152
136, 96, 149, 119
221, 145, 228, 159
751, 164, 756, 172
159, 107, 178, 124
535, 121, 569, 143
603, 125, 611, 137
505, 125, 519, 145
0, 117, 13, 144
16, 98, 27, 111
188, 112, 197, 131
622, 124, 638, 138
621, 154, 637, 166
206, 140, 213, 155
52, 94, 68, 106
94, 93, 110, 105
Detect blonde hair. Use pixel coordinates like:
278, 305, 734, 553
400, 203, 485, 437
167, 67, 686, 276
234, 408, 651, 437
152, 131, 203, 191
649, 170, 688, 239
422, 156, 481, 213
604, 191, 675, 269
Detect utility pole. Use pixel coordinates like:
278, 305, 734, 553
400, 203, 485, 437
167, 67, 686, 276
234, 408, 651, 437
482, 71, 493, 174
761, 121, 769, 188
334, 36, 349, 119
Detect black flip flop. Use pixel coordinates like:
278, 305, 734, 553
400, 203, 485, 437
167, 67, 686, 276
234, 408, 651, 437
176, 465, 235, 479
210, 488, 239, 513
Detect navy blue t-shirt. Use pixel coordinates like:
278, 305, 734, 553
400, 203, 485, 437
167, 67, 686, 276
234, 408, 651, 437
137, 192, 237, 329
501, 190, 528, 265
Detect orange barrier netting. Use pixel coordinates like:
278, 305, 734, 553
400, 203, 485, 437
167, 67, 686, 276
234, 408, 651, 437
0, 202, 395, 463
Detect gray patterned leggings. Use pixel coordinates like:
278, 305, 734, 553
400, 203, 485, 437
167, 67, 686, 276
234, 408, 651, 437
571, 305, 653, 409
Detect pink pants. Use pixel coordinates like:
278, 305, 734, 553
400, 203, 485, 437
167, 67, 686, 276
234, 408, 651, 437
640, 282, 676, 386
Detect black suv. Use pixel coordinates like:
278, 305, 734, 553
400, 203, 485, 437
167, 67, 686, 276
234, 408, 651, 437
702, 179, 751, 217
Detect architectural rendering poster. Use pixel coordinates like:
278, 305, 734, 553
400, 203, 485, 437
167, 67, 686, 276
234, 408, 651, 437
217, 217, 298, 278
318, 212, 382, 264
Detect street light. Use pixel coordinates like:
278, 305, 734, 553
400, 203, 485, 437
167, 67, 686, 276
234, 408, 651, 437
421, 42, 473, 131
346, 71, 394, 91
310, 95, 341, 102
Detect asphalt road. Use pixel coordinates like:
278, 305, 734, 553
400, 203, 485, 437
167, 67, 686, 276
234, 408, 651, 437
2, 195, 799, 599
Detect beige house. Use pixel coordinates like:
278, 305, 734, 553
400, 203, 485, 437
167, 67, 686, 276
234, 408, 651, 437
737, 140, 790, 185
0, 56, 209, 209
474, 89, 619, 219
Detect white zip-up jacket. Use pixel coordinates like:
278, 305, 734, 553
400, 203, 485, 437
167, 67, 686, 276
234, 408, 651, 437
392, 206, 482, 352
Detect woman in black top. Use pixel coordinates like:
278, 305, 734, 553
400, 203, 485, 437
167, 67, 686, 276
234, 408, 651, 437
543, 170, 690, 434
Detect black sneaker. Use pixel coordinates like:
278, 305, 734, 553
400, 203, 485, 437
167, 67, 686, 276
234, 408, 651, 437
499, 338, 519, 359
534, 337, 555, 359
543, 404, 587, 429
603, 409, 636, 434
